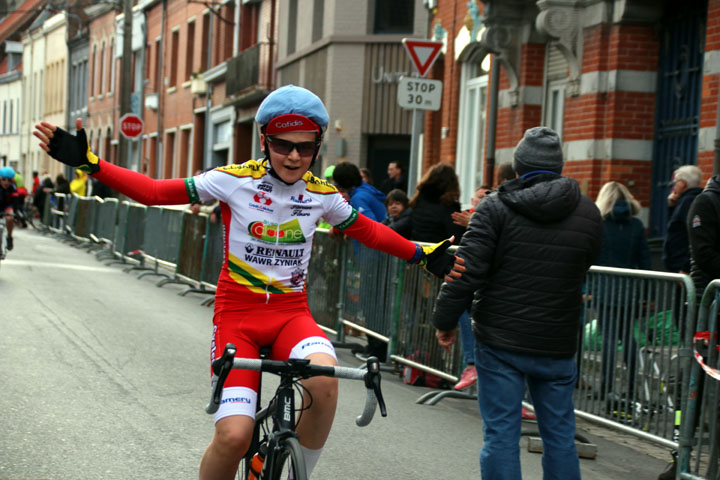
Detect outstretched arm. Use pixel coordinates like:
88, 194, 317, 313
34, 118, 190, 206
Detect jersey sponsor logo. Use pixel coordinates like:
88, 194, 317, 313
258, 182, 273, 193
300, 340, 330, 350
250, 191, 274, 213
248, 219, 306, 244
253, 191, 272, 205
291, 206, 311, 217
221, 396, 252, 405
692, 214, 702, 228
291, 194, 312, 204
243, 244, 305, 267
290, 267, 306, 286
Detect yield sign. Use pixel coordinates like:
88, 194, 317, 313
402, 39, 443, 77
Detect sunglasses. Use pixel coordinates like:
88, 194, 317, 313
266, 136, 319, 157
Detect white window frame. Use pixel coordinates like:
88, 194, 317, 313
455, 62, 489, 208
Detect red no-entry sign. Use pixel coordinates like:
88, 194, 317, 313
119, 113, 144, 139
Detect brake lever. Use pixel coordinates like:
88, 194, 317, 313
364, 357, 387, 417
206, 343, 237, 414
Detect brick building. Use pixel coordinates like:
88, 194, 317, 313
426, 0, 715, 240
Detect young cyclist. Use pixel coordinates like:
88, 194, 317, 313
33, 85, 457, 480
0, 166, 19, 251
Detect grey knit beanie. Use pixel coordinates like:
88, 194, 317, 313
512, 127, 564, 176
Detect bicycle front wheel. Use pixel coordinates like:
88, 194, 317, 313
268, 436, 306, 480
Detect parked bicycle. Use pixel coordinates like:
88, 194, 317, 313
207, 343, 387, 480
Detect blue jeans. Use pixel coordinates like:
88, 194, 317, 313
475, 343, 580, 480
459, 310, 475, 366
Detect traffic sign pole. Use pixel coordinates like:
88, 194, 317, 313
407, 109, 422, 198
400, 39, 444, 197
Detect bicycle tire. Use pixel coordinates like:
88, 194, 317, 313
268, 436, 306, 480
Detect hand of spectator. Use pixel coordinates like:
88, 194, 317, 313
668, 189, 680, 207
451, 210, 472, 227
435, 329, 457, 352
210, 212, 219, 224
190, 203, 201, 215
444, 256, 466, 283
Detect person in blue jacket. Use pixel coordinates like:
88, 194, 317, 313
332, 162, 387, 222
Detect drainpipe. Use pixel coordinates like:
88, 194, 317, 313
204, 5, 214, 170
156, 0, 167, 177
485, 54, 500, 185
268, 0, 276, 88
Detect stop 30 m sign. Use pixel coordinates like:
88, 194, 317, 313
120, 113, 144, 139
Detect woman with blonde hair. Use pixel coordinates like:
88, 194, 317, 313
593, 181, 650, 412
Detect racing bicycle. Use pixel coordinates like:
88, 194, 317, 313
207, 343, 387, 480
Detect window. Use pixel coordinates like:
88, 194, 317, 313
9, 99, 13, 133
149, 135, 158, 178
240, 3, 259, 50
90, 45, 96, 96
180, 128, 191, 177
186, 21, 195, 81
155, 38, 162, 91
543, 44, 567, 138
170, 29, 179, 87
164, 131, 176, 178
145, 42, 152, 84
222, 3, 234, 62
287, 0, 297, 55
109, 39, 115, 94
201, 13, 210, 70
312, 0, 324, 43
99, 42, 106, 95
456, 62, 489, 208
373, 0, 413, 34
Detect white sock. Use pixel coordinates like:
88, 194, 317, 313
299, 445, 323, 478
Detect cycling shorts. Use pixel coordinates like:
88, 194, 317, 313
211, 292, 336, 423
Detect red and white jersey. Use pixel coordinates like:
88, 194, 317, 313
187, 159, 355, 298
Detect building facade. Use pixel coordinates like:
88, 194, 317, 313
426, 0, 715, 240
275, 0, 431, 184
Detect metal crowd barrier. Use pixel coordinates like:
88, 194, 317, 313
45, 199, 706, 452
576, 267, 695, 449
106, 202, 146, 267
48, 193, 67, 234
89, 197, 118, 255
679, 280, 720, 480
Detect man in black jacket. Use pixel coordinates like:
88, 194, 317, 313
664, 165, 703, 273
431, 127, 602, 480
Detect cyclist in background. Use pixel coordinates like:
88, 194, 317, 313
33, 85, 456, 480
0, 166, 19, 250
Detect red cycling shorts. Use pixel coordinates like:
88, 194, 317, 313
210, 292, 336, 422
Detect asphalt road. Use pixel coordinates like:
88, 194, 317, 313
0, 227, 670, 479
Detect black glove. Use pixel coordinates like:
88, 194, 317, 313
47, 126, 100, 174
410, 239, 455, 278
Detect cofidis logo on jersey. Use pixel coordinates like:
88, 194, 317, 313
248, 219, 306, 244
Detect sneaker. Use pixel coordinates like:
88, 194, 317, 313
521, 407, 537, 420
454, 365, 478, 390
6, 235, 13, 251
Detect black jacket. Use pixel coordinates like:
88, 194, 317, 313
383, 208, 412, 239
688, 176, 720, 299
410, 196, 466, 244
431, 174, 603, 357
664, 187, 702, 272
595, 199, 650, 270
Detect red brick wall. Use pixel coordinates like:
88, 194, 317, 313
699, 0, 720, 178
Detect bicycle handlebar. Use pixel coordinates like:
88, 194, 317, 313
206, 343, 387, 427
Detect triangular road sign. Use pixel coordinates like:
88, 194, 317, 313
402, 39, 443, 77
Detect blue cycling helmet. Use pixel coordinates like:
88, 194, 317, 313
255, 85, 329, 138
0, 166, 15, 179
